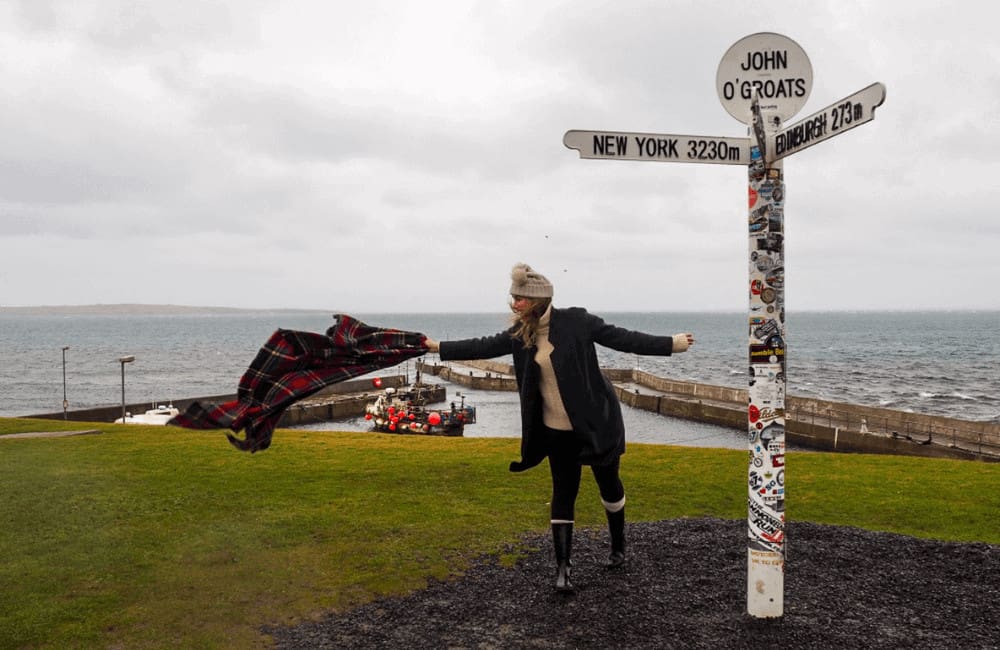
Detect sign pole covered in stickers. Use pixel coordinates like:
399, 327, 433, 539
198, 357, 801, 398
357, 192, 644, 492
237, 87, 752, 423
743, 88, 791, 621
564, 31, 885, 620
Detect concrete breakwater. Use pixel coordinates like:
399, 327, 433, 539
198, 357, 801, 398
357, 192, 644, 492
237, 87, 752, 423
27, 375, 435, 429
418, 360, 1000, 462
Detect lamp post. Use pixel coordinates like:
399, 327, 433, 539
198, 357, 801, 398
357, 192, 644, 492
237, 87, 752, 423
62, 346, 70, 419
119, 355, 135, 423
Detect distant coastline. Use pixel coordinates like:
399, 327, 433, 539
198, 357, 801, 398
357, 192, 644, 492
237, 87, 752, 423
0, 304, 333, 316
1, 304, 996, 317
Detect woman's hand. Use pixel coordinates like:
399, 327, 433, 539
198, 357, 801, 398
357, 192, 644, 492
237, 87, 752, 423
423, 336, 440, 352
672, 333, 695, 353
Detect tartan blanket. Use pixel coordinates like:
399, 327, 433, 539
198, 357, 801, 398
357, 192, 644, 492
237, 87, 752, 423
167, 314, 428, 452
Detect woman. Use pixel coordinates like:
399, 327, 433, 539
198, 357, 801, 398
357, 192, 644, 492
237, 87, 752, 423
424, 263, 694, 593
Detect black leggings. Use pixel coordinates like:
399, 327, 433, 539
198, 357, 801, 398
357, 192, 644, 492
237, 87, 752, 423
545, 426, 624, 521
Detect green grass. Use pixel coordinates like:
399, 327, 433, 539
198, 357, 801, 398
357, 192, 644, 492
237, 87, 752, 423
1, 418, 998, 648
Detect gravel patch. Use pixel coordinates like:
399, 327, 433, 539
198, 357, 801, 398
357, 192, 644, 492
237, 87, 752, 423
267, 518, 999, 649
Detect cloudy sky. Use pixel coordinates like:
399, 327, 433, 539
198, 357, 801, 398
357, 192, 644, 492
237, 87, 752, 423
1, 0, 997, 312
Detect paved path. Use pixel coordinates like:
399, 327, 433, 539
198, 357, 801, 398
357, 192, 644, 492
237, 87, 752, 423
0, 429, 101, 440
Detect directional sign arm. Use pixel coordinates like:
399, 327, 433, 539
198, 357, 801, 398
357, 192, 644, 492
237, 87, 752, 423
564, 130, 751, 166
771, 82, 886, 160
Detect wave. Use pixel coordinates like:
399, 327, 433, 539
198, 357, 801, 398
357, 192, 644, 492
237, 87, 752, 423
7, 310, 1000, 422
917, 391, 980, 402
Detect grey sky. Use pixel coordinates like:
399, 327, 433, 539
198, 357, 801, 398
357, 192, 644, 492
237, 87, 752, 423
1, 0, 997, 312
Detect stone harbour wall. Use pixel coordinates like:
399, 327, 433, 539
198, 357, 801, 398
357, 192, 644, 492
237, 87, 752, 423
27, 375, 413, 427
425, 360, 1000, 462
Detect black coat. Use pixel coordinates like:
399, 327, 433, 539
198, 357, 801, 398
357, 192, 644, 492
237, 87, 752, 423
439, 307, 676, 472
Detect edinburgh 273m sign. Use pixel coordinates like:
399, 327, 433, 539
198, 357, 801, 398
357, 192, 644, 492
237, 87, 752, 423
772, 82, 885, 159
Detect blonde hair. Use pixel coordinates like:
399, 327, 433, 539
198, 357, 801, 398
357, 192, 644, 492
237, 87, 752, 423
509, 297, 551, 347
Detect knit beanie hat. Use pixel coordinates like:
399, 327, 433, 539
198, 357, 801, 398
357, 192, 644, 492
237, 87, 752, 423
509, 263, 553, 298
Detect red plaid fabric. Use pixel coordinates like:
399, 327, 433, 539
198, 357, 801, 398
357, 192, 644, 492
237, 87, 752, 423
168, 314, 428, 452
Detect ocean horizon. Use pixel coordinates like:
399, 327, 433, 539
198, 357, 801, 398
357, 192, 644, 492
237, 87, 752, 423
4, 304, 997, 315
3, 308, 998, 434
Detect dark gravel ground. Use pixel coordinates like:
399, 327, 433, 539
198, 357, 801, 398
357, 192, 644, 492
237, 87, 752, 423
267, 518, 999, 649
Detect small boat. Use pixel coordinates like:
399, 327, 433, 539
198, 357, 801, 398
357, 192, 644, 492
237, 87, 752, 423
115, 404, 180, 425
364, 385, 475, 436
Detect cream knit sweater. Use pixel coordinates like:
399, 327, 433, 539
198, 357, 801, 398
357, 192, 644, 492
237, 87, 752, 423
534, 306, 573, 431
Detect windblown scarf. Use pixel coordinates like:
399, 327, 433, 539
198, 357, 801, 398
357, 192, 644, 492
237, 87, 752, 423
168, 314, 428, 452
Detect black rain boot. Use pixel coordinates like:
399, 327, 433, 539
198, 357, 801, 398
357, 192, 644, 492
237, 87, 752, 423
605, 507, 626, 569
552, 522, 575, 593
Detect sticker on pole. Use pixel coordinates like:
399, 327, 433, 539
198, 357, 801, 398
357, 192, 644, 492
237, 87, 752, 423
717, 32, 812, 125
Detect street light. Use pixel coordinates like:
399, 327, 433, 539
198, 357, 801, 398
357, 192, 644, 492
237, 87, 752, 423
119, 355, 135, 423
61, 346, 70, 420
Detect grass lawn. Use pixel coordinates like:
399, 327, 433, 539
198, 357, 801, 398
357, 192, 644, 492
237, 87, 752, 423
2, 418, 998, 648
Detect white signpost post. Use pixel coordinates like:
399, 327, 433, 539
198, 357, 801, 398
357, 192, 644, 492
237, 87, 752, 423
564, 32, 885, 619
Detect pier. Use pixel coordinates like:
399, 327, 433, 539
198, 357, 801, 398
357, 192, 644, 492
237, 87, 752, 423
418, 360, 1000, 462
25, 375, 430, 430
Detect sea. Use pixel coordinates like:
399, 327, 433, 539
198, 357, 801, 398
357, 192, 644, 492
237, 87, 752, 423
2, 310, 998, 449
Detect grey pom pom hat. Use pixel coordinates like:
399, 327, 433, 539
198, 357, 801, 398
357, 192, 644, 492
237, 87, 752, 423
509, 263, 553, 298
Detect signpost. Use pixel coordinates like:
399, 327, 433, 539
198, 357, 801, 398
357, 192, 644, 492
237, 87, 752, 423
563, 31, 885, 619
